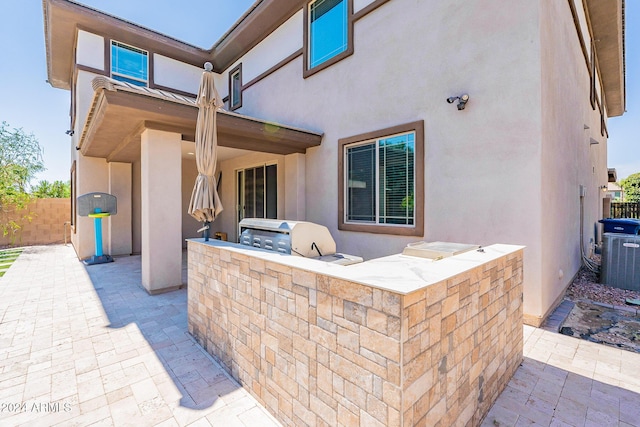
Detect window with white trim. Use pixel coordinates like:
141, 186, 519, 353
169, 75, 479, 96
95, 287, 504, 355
111, 41, 148, 86
308, 0, 348, 69
339, 121, 424, 236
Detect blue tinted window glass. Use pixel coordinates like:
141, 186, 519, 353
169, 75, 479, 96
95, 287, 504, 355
231, 71, 241, 108
309, 0, 347, 68
111, 42, 148, 84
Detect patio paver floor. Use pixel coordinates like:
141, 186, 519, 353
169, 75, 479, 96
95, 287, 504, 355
1, 245, 639, 426
0, 245, 280, 427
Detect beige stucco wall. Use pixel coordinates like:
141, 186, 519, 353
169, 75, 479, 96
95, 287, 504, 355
182, 158, 201, 246
76, 30, 104, 70
222, 10, 304, 94
132, 160, 142, 254
222, 0, 547, 320
71, 155, 110, 260
64, 0, 615, 325
69, 69, 112, 259
140, 129, 182, 292
284, 153, 306, 221
154, 54, 201, 94
537, 1, 608, 324
127, 152, 211, 253
107, 162, 132, 256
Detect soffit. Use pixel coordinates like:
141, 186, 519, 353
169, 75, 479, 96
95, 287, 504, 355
210, 0, 306, 71
586, 0, 625, 117
43, 0, 306, 90
43, 0, 211, 90
79, 77, 323, 163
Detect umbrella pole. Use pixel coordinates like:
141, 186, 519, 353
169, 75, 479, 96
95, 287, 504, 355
203, 221, 210, 241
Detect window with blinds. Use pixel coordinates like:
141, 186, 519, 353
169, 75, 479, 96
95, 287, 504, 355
345, 131, 415, 226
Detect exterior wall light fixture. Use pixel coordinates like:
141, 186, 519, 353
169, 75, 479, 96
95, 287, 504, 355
447, 94, 470, 110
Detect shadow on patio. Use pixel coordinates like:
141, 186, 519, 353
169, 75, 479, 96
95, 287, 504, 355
0, 245, 279, 426
482, 328, 640, 426
83, 253, 223, 404
78, 249, 280, 426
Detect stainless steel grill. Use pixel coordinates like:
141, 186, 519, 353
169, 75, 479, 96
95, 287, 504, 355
238, 218, 362, 265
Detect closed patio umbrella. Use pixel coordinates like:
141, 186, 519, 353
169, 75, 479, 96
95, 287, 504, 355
188, 62, 224, 239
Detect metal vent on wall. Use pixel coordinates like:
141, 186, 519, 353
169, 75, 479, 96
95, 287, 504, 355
601, 233, 640, 291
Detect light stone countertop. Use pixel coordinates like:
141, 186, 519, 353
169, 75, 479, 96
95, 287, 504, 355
189, 239, 524, 295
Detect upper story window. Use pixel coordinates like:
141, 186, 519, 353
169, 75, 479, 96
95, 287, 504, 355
111, 41, 148, 86
305, 0, 352, 76
229, 64, 242, 111
339, 121, 424, 236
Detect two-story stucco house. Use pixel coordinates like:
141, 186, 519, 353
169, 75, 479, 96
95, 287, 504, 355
43, 0, 625, 327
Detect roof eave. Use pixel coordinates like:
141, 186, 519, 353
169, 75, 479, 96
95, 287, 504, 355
43, 0, 307, 89
210, 0, 306, 71
586, 0, 626, 117
42, 0, 212, 90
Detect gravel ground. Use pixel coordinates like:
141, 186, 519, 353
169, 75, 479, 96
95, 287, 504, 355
565, 257, 640, 307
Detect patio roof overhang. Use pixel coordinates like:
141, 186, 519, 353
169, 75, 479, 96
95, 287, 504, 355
79, 77, 323, 162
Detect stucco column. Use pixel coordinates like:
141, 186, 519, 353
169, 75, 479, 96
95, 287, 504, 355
107, 162, 132, 256
141, 129, 182, 294
284, 153, 306, 220
74, 155, 109, 260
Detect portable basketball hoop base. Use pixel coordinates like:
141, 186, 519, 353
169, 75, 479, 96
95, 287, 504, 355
84, 211, 113, 265
77, 193, 117, 266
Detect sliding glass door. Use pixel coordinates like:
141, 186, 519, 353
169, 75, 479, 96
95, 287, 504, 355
237, 164, 277, 225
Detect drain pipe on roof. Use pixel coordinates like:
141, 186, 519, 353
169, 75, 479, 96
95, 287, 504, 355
580, 186, 600, 274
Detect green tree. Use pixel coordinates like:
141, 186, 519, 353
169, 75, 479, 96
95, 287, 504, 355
620, 173, 640, 203
0, 121, 45, 240
32, 180, 70, 198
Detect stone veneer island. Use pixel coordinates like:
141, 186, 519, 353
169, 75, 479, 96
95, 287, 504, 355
187, 239, 523, 427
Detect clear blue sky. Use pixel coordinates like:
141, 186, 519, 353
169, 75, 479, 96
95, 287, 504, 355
0, 1, 637, 183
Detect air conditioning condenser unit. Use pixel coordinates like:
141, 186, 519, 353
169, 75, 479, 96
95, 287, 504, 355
601, 232, 640, 291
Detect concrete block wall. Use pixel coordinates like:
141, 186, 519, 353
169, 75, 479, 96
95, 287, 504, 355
0, 198, 70, 247
188, 241, 523, 427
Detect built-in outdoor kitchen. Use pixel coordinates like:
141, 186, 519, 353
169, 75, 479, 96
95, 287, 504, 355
187, 220, 524, 426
